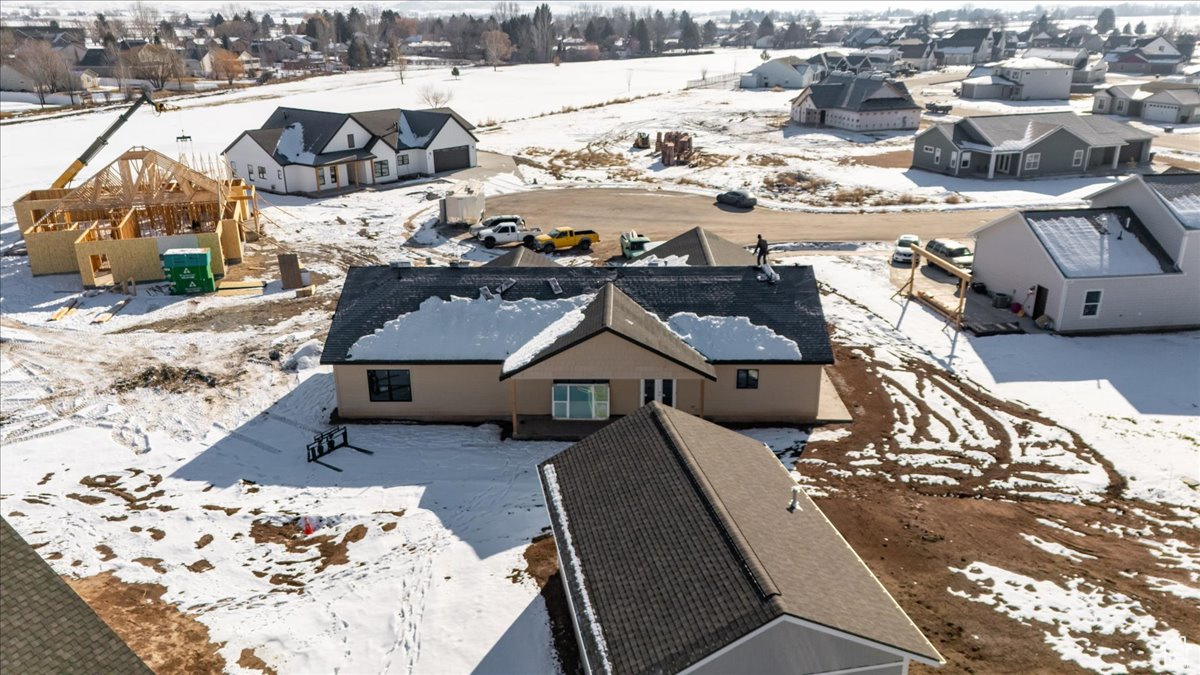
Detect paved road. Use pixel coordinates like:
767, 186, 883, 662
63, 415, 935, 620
487, 188, 1007, 251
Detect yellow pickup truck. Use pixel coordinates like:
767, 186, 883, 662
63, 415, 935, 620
533, 227, 601, 253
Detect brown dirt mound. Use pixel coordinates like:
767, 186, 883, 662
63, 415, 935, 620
238, 648, 278, 675
522, 534, 582, 675
66, 571, 226, 674
249, 519, 370, 574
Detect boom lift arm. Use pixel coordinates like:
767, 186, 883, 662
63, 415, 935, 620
51, 90, 176, 189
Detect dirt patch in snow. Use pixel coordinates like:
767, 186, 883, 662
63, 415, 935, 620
95, 544, 116, 561
79, 473, 166, 511
797, 338, 1197, 673
840, 149, 914, 169
112, 365, 222, 393
186, 559, 214, 573
249, 519, 369, 574
66, 571, 226, 674
133, 557, 166, 574
195, 534, 214, 549
67, 493, 105, 505
522, 534, 583, 675
238, 647, 278, 675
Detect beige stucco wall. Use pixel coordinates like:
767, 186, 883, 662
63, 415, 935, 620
332, 335, 825, 423
703, 364, 824, 423
334, 364, 511, 421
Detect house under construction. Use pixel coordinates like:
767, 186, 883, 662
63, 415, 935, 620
14, 147, 257, 288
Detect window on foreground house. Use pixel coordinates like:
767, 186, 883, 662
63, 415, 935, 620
737, 369, 759, 389
1082, 290, 1102, 317
258, 166, 266, 178
347, 133, 355, 147
367, 369, 412, 402
552, 382, 609, 420
398, 155, 410, 166
374, 160, 389, 178
1024, 153, 1041, 171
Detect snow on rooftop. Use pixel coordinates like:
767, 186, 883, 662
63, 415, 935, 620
1163, 193, 1200, 228
398, 111, 435, 148
275, 122, 315, 163
1027, 212, 1167, 277
543, 463, 613, 674
348, 294, 593, 361
626, 253, 690, 267
997, 56, 1071, 70
667, 313, 802, 361
502, 304, 590, 373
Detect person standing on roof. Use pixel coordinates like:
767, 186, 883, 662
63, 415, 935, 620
755, 234, 769, 266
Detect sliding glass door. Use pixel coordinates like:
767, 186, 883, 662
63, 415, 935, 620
552, 382, 610, 420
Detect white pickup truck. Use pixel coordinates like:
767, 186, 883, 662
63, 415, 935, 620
475, 221, 543, 249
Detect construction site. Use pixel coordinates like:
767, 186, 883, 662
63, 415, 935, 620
14, 148, 257, 288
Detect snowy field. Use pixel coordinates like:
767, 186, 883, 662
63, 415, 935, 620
2, 49, 1198, 674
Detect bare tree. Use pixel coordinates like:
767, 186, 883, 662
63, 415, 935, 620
419, 83, 452, 108
128, 0, 160, 39
493, 1, 521, 23
390, 41, 407, 83
362, 4, 383, 40
131, 44, 182, 89
13, 40, 74, 106
482, 29, 513, 70
210, 47, 244, 84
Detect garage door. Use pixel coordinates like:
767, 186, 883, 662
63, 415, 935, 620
1141, 103, 1176, 123
433, 146, 471, 172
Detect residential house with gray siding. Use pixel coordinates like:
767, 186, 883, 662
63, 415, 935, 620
539, 403, 944, 675
969, 173, 1200, 333
911, 112, 1154, 180
960, 56, 1072, 100
1093, 82, 1200, 124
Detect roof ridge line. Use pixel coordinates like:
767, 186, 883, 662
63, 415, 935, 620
653, 406, 782, 604
697, 229, 715, 265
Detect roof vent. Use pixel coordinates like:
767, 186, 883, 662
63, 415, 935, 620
548, 278, 563, 294
789, 485, 802, 512
389, 260, 413, 269
449, 260, 471, 268
479, 285, 495, 300
496, 278, 516, 294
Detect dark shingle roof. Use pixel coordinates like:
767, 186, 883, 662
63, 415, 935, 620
244, 106, 476, 160
540, 404, 943, 674
503, 283, 715, 379
805, 72, 920, 112
962, 112, 1154, 148
481, 247, 559, 267
636, 227, 756, 266
939, 27, 992, 48
0, 518, 152, 674
320, 266, 834, 365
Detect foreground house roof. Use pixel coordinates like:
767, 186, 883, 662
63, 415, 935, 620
539, 403, 943, 674
930, 112, 1154, 153
320, 266, 834, 366
627, 227, 756, 266
0, 518, 152, 674
481, 247, 559, 267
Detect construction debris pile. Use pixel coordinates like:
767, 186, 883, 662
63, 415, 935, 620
656, 131, 695, 167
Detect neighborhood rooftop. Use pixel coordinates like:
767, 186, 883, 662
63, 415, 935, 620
320, 266, 834, 366
950, 111, 1154, 150
1022, 207, 1177, 278
628, 226, 756, 266
1143, 171, 1200, 229
802, 72, 920, 112
539, 403, 943, 674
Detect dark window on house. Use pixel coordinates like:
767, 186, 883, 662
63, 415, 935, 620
347, 133, 355, 147
257, 166, 266, 178
398, 155, 410, 166
277, 169, 283, 179
1082, 290, 1102, 317
247, 163, 254, 180
368, 369, 412, 402
736, 369, 759, 389
374, 160, 389, 178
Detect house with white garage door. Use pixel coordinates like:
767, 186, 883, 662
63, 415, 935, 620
223, 106, 477, 195
969, 172, 1200, 333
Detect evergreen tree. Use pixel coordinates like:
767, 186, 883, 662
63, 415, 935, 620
348, 36, 369, 68
211, 13, 225, 28
757, 16, 775, 39
680, 11, 700, 51
702, 20, 717, 45
1095, 8, 1116, 34
1122, 23, 1131, 34
451, 66, 460, 78
584, 18, 597, 43
1135, 21, 1146, 35
633, 18, 651, 55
